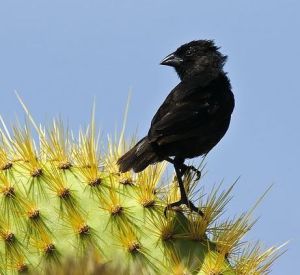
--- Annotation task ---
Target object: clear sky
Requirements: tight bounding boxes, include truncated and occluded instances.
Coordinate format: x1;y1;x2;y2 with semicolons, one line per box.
0;1;299;273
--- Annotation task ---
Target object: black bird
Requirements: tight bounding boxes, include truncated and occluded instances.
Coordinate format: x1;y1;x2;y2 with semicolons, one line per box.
117;40;235;215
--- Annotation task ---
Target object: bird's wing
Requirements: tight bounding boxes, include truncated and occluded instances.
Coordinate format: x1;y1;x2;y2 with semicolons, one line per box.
148;82;220;145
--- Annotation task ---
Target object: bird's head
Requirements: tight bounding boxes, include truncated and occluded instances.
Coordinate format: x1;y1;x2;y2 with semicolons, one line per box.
160;40;227;82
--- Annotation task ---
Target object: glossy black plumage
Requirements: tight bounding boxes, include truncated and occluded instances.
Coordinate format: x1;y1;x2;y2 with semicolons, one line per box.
117;40;234;174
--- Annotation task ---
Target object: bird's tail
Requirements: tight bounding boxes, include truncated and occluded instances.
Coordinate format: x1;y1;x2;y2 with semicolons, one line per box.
117;137;159;173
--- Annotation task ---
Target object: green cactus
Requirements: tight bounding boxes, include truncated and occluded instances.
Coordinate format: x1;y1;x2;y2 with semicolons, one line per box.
0;102;283;274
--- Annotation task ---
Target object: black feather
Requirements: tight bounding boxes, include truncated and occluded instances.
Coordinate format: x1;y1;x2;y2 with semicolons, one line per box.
117;40;234;173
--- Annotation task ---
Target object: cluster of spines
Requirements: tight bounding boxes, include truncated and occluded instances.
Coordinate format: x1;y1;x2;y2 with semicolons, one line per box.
0;105;283;274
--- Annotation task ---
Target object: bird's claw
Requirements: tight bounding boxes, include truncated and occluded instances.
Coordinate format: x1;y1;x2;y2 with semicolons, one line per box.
181;164;201;181
164;199;204;217
189;166;201;181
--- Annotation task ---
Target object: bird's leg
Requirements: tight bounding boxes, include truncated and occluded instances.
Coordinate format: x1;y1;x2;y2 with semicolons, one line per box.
164;161;203;217
165;157;201;181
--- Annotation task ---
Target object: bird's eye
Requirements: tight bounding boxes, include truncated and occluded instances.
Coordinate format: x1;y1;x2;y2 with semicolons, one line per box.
186;48;194;56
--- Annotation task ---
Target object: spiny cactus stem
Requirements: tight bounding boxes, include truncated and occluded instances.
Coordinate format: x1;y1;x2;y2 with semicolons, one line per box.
0;109;283;274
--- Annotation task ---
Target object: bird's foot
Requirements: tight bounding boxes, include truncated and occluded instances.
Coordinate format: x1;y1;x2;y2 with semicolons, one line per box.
164;198;204;217
181;164;201;181
165;158;201;181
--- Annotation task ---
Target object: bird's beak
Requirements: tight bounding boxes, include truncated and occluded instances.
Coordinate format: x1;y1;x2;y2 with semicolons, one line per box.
160;53;183;67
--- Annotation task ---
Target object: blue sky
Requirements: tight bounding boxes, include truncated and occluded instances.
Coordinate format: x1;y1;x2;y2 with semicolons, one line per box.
0;1;299;273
